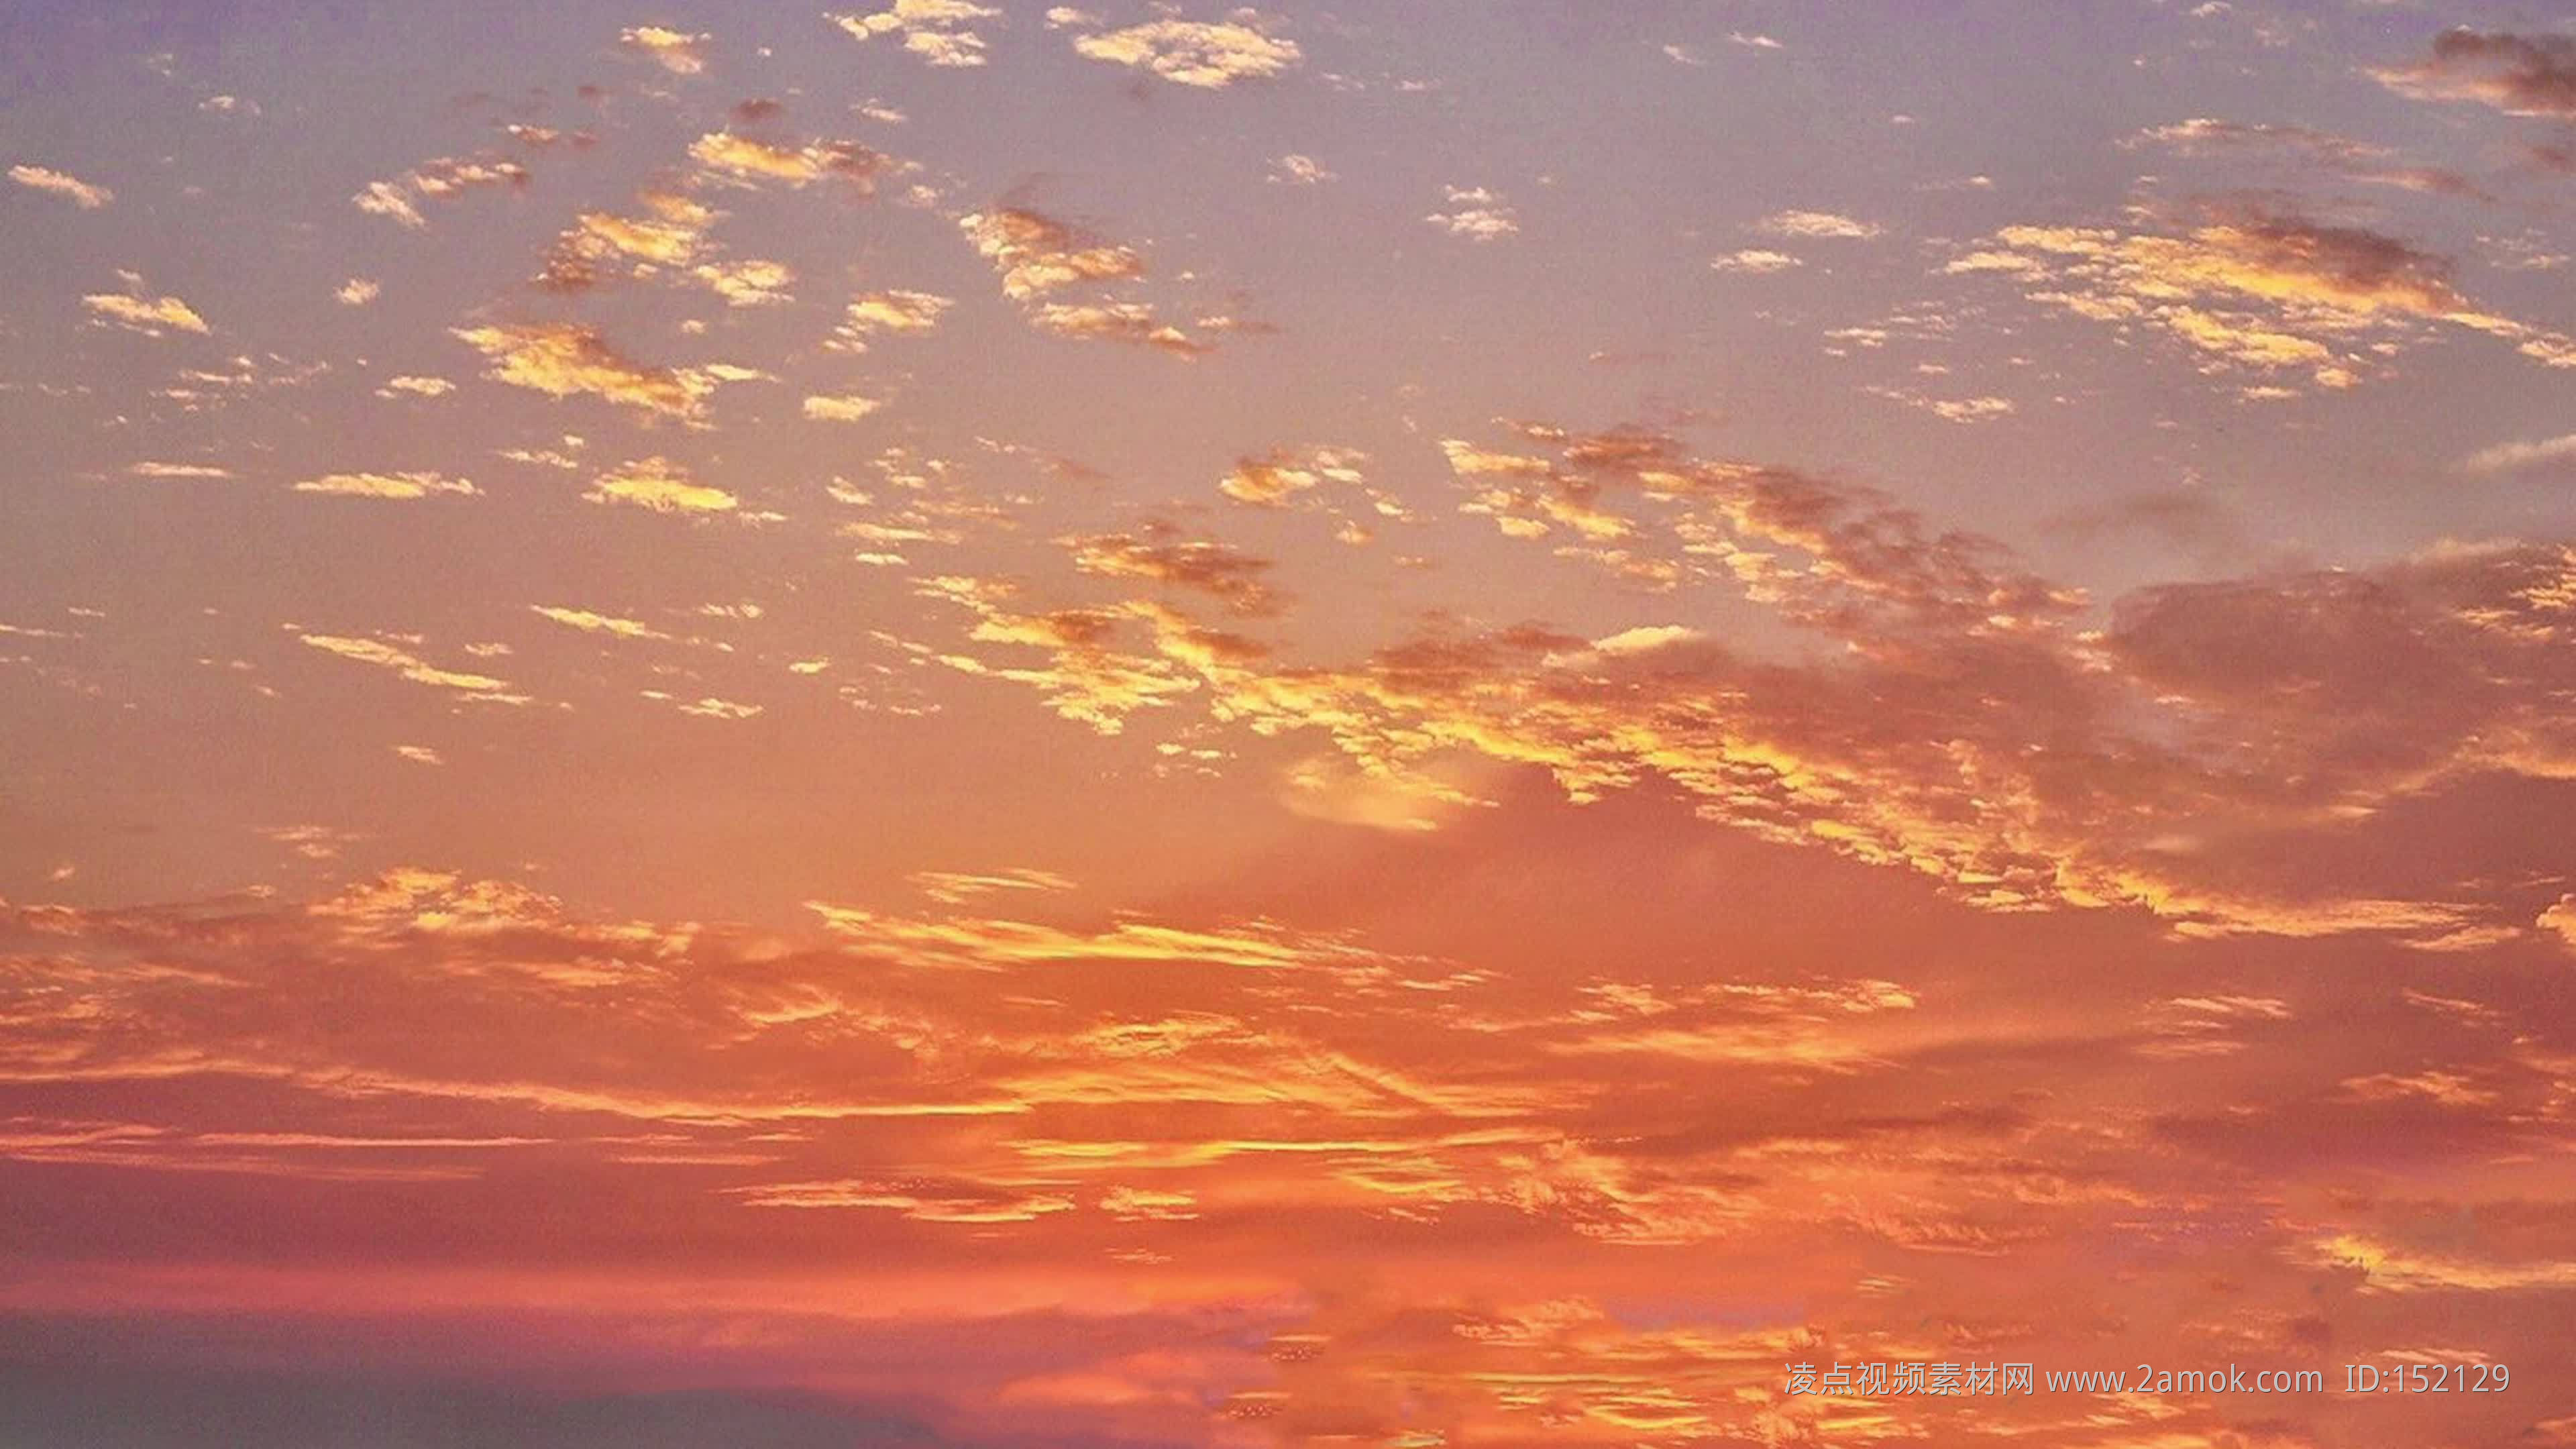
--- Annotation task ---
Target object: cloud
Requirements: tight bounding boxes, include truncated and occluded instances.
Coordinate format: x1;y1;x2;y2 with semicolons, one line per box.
1864;386;2016;423
827;1;1000;68
352;153;529;229
804;900;1409;977
2539;895;2576;953
1427;186;1517;241
2374;28;2576;117
2128;117;2381;164
127;462;233;479
909;868;1077;905
334;278;379;306
802;392;884;422
691;258;794;307
1709;248;1801;274
725;1177;1075;1220
9;163;111;208
1756;209;1881;239
1269;154;1332;184
352;182;423;228
290;471;478;500
2124;117;2485;201
6;841;2573;1446
619;24;708;74
1222;452;1404;543
1952;201;2576;392
2459;431;2576;475
299;635;517;696
688;132;892;190
537;196;716;292
1218;445;1370;506
835;290;953;349
584;456;739;514
1065;527;1283;616
959;208;1144;300
1029;302;1208;355
83;290;207;336
531;605;669;639
1069;17;1301;89
374;376;455;400
451;323;720;420
939;420;2576;945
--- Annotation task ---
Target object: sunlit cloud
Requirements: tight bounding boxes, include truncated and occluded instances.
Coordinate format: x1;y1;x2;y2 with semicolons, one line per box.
1712;248;1801;274
452;323;722;420
9;163;111;208
126;461;233;479
689;132;892;190
1069;17;1301;89
1757;209;1881;239
530;605;669;640
1426;185;1518;241
299;635;517;696
619;23;709;74
82;288;207;336
802;392;884;422
1269;153;1332;185
2459;431;2576;474
960;207;1144;300
352;152;529;229
291;470;479;500
11;11;2576;1444
834;289;953;349
2374;28;2576;117
1067;528;1281;616
583;455;739;514
1951;201;2576;392
1030;301;1208;354
827;1;1000;68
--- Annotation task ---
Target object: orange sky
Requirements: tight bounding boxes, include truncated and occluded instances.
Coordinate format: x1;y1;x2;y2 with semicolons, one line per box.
5;3;2576;1446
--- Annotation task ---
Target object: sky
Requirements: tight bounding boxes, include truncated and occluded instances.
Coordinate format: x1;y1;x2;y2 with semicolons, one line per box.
5;1;2576;1445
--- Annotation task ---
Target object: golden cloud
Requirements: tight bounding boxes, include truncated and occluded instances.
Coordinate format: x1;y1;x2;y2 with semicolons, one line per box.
584;455;739;514
451;323;718;420
1069;17;1301;89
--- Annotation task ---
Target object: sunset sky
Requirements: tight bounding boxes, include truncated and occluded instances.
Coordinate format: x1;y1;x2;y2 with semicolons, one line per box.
6;1;2576;1445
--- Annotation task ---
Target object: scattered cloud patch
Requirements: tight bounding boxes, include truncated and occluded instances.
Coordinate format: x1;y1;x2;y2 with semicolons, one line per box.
1758;209;1880;239
1428;186;1517;241
2375;28;2576;117
292;471;479;499
827;1;999;68
1069;17;1300;88
1269;153;1332;184
960;208;1144;300
619;24;708;74
83;288;207;336
584;455;739;514
10;164;112;208
1710;248;1801;274
452;323;722;420
802;392;884;422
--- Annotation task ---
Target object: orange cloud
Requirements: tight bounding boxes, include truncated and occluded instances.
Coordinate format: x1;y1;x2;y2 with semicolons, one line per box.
584;456;739;514
9;163;111;208
1069;17;1301;89
452;323;720;419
